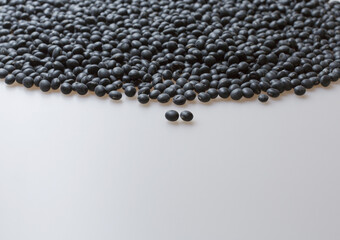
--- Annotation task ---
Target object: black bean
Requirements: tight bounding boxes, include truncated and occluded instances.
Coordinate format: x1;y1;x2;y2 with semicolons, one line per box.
320;76;331;87
218;88;230;99
301;79;314;89
157;93;170;103
184;90;196;101
173;95;186;105
76;83;88;95
150;90;161;99
207;88;218;99
98;68;110;78
94;85;106;97
5;74;15;85
242;88;254;99
230;89;243;100
267;88;280;98
109;91;122;100
39;80;51;92
165;110;179;122
258;94;269;103
15;73;26;84
0;68;8;78
125;86;136;97
23;77;34;88
60;83;72;95
51;78;61;90
198;92;211;103
294;86;306;96
180;111;194;122
138;94;150;104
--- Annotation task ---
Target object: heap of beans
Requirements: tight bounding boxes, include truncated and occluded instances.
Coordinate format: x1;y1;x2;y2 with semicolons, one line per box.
0;0;339;105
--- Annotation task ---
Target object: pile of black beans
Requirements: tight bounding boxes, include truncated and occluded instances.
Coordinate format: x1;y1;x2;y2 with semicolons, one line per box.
0;0;339;104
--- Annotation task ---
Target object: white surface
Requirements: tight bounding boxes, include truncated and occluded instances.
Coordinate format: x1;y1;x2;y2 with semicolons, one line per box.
0;80;340;240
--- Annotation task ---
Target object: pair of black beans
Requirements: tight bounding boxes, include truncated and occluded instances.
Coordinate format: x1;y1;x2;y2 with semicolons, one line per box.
165;110;193;122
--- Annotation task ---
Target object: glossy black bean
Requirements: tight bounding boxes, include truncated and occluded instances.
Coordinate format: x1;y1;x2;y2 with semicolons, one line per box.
173;95;187;105
138;94;150;104
157;93;170;103
109;91;122;100
39;80;51;92
258;94;269;102
294;85;306;96
60;83;72;95
230;89;243;100
180;111;194;122
94;85;106;97
165;110;179;122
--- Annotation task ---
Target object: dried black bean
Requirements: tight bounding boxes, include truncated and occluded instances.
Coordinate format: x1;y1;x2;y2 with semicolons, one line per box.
109;91;122;100
138;94;150;104
165;110;179;122
180;111;194;122
258;94;269;103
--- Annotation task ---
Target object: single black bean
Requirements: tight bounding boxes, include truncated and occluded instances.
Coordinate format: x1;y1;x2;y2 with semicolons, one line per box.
109;91;122;100
180;111;194;122
94;85;106;97
258;94;269;103
165;110;179;122
60;83;72;95
39;80;51;92
0;68;8;78
294;86;306;96
23;77;34;88
157;93;171;103
230;89;243;100
173;95;187;105
138;94;150;104
125;86;136;97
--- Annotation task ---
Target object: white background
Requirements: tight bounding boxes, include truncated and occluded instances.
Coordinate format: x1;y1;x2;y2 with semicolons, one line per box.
0;78;340;240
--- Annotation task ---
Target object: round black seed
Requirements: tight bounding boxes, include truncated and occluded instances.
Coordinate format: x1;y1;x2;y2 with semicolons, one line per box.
98;68;110;78
51;78;61;90
60;83;72;95
0;68;8;78
157;93;170;103
165;110;179;122
230;89;243;100
180;111;194;122
267;88;280;98
320;76;331;87
294;86;306;96
15;73;26;84
138;94;150;104
207;88;218;99
184;90;196;101
150;90;161;99
301;79;314;89
109;91;122;100
198;92;211;103
218;88;230;99
76;83;88;95
125;86;136;97
39;80;51;92
5;74;15;85
23;77;34;88
258;94;269;103
173;95;187;105
242;88;254;99
94;85;106;97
